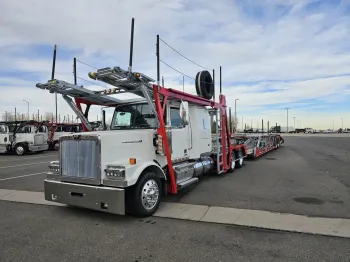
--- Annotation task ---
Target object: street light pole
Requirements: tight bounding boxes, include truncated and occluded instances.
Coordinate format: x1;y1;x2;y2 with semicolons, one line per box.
23;100;29;120
234;99;239;133
285;108;290;133
293;116;296;131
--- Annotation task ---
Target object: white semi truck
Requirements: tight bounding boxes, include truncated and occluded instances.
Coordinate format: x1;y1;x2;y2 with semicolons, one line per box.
0;121;49;155
36;19;248;217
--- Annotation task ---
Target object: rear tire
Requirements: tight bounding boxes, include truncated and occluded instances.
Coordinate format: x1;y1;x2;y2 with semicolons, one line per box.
227;153;236;172
126;172;161;217
236;150;244;168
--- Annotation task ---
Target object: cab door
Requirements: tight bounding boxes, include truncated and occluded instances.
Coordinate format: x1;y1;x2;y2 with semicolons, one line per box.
166;105;191;161
0;125;9;153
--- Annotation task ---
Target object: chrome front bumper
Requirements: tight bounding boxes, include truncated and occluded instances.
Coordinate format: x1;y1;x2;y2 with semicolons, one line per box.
29;144;49;152
44;180;125;215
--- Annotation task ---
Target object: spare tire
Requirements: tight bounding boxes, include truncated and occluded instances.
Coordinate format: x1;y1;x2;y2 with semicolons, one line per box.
195;70;214;100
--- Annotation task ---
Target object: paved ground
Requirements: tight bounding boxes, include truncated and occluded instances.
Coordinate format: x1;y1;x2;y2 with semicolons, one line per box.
166;136;350;218
0;151;58;191
1;201;350;262
1;137;350;219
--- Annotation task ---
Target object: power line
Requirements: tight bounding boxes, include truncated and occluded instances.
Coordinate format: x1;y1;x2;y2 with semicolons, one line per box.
159;59;195;80
76;77;107;89
159;37;210;70
76;59;98;69
159;59;213;85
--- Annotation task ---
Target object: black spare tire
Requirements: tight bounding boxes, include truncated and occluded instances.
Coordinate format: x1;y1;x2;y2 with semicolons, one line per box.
195;70;214;100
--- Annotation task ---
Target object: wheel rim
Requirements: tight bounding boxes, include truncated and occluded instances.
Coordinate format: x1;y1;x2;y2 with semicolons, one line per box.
16;146;24;155
54;143;59;151
141;179;159;210
238;151;243;165
231;157;236;169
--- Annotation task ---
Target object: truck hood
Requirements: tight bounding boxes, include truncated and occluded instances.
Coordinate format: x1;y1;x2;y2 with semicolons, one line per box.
81;129;158;168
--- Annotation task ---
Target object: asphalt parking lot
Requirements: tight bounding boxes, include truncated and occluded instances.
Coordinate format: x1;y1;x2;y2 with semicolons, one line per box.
0;151;58;191
167;135;350;218
1;136;350;261
1;201;350;262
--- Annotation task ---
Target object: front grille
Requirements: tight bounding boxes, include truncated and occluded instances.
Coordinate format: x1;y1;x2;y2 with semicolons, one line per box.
34;134;44;145
60;136;101;182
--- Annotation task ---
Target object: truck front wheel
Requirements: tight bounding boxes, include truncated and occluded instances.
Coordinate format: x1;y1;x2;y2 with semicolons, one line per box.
14;144;27;156
127;172;161;217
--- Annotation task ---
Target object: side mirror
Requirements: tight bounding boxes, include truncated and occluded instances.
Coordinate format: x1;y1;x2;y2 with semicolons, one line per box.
102;110;107;130
179;101;189;126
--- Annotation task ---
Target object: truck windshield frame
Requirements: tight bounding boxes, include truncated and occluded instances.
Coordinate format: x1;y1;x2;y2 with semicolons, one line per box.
110;102;158;130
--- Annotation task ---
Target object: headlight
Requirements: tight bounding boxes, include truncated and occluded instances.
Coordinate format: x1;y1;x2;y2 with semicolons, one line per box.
105;165;125;179
48;161;60;175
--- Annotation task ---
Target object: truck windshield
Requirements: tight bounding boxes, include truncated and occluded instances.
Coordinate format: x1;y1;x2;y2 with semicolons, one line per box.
110;103;158;130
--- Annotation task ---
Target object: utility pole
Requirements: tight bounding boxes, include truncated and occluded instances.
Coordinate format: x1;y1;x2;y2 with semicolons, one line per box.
5;111;7;121
293;116;296;131
251;118;252;129
183;76;184;92
285;108;290;133
37;109;39;121
341;118;343;129
23;100;29;120
234;99;239;133
162;76;164;87
15;107;17;122
242;117;244;131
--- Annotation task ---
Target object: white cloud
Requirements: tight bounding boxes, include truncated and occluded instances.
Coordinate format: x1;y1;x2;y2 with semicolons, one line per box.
0;0;350;129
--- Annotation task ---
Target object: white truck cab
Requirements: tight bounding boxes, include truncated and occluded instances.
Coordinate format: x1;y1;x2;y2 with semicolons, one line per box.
0;121;49;155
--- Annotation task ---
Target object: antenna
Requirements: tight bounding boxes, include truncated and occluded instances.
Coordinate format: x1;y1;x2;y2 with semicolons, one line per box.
219;66;222;94
156;35;160;88
212;69;215;101
73;57;77;85
128;18;135;73
51;44;57;122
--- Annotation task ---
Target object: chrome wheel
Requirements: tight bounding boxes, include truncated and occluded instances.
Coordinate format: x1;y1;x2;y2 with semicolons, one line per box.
15;146;24;155
231;156;236;170
54;142;59;151
239;156;243;166
141;179;159;210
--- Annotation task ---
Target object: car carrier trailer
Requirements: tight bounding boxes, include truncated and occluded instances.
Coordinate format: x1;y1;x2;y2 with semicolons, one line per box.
36;18;248;217
240;133;284;158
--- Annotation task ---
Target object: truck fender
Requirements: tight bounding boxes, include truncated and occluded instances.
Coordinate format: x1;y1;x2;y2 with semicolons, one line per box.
127;161;167;187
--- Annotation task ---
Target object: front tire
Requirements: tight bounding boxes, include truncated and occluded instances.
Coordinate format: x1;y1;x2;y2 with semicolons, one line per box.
53;141;59;151
127;172;161;217
14;144;27;156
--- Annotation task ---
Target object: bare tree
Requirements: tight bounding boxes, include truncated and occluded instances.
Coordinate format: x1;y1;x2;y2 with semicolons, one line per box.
44;112;54;121
230;116;239;132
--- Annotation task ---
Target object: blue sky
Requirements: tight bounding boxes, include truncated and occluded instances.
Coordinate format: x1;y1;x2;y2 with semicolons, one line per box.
0;0;349;129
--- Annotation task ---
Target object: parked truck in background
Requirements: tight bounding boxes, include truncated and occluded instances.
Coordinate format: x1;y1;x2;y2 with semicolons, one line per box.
0;121;49;155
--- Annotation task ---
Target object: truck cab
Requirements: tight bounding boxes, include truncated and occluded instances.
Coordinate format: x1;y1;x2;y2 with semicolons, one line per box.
0;124;11;154
48;123;82;150
0;121;49;155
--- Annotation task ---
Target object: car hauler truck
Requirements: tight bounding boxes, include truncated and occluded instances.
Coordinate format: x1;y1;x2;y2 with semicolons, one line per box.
0;120;49;155
36;19;247;217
